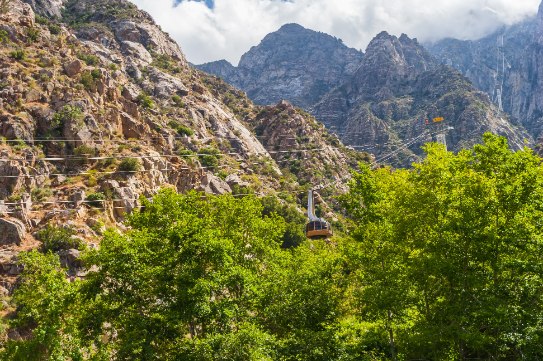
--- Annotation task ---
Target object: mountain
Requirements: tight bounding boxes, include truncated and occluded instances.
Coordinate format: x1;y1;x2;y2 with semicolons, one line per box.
0;0;362;283
196;23;364;108
312;32;528;165
427;1;543;140
196;25;529;166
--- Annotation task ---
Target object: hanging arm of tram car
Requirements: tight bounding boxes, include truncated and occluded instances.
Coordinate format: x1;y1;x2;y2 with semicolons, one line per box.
305;189;333;239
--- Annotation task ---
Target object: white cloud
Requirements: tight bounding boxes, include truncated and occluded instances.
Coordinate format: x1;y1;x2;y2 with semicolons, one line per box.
129;0;541;65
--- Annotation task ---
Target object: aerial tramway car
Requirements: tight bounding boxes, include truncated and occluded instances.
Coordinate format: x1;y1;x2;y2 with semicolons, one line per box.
305;189;333;239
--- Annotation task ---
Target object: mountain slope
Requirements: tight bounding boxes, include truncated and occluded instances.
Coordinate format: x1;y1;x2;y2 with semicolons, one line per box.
197;23;364;108
312;32;529;165
0;0;362;272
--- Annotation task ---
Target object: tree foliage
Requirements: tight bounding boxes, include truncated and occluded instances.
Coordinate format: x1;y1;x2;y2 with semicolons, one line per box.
2;135;543;360
342;134;543;359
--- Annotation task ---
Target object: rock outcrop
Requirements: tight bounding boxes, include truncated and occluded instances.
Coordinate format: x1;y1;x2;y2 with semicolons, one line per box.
0;218;26;245
197;23;364;108
22;0;65;18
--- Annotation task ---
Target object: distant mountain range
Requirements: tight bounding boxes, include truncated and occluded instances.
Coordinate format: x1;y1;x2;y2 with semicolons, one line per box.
197;18;539;165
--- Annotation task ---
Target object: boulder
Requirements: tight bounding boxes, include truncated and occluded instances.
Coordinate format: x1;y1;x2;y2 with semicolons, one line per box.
225;173;251;189
0;113;35;140
149;68;189;98
22;0;64;18
71;190;86;208
0;218;26;245
0;160;25;198
121;112;149;139
63;59;83;77
0;249;21;277
200;173;231;194
25;89;42;102
113;20;141;43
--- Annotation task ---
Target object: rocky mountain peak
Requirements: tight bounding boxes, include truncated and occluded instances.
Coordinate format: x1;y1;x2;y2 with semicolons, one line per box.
197;23;363;108
351;32;437;101
363;31;435;71
60;0;187;68
276;22;306;33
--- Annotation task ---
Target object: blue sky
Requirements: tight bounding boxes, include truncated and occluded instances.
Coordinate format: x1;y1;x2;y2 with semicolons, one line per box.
131;0;541;64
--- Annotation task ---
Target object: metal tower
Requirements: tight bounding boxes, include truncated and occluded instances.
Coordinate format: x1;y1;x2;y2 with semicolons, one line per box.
436;133;447;150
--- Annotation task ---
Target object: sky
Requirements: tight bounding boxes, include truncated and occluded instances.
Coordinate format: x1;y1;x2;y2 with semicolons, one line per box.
129;0;541;65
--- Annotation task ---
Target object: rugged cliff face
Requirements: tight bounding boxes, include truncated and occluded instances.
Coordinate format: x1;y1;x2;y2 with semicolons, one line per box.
427;2;543;140
197;23;364;108
312;32;529;165
0;0;361;283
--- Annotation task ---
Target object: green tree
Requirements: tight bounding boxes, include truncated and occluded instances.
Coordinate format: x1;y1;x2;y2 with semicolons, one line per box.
80;189;286;359
1;251;88;360
343;134;543;360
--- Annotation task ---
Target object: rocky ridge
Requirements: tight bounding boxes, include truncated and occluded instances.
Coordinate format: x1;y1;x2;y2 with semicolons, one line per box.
197;23;364;108
0;0;361;286
312;32;529;165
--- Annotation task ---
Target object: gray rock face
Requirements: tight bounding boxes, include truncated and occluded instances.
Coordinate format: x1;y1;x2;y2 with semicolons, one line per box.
197;23;364;108
22;0;65;18
313;32;529;165
61;0;187;66
427;3;543;140
0;217;26;245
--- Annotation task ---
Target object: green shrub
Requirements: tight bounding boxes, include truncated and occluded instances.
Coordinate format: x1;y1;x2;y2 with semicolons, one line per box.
52;105;84;132
80;70;95;90
86;192;106;207
0;30;8;43
10;49;26;61
25;27;40;42
35;14;49;25
172;94;185;107
198;146;221;169
73;145;96;165
48;23;61;35
74;144;96;156
168;120;194;136
98;157;116;168
31;187;53;202
117;157;141;173
137;93;155;109
36;225;85;253
91;68;102;79
78;53;100;66
152;52;181;74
